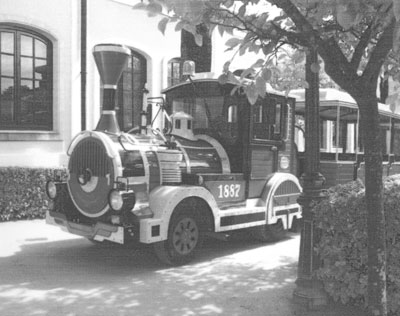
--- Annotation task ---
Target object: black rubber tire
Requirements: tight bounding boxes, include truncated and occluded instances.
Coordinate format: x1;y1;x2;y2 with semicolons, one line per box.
250;220;286;242
153;211;201;265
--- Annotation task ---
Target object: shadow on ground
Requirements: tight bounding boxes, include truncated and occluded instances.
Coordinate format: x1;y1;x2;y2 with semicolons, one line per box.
0;228;365;316
0;231;302;316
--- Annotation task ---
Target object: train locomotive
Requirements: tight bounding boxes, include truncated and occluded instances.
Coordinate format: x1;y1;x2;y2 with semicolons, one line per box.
46;44;302;265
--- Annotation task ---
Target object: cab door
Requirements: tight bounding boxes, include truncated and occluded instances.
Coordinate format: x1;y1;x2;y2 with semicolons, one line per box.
248;95;289;198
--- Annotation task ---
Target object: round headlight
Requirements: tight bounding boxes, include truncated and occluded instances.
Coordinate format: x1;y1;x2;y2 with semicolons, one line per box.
46;180;57;200
280;156;290;170
109;190;124;211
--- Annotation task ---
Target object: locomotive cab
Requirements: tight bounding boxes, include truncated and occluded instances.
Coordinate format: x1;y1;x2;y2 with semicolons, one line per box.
163;76;298;195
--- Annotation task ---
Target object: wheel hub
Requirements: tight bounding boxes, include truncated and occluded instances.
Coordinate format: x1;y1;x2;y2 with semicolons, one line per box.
172;218;198;255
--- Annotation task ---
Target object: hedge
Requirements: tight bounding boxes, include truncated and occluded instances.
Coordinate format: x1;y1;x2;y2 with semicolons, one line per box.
314;175;400;315
0;167;66;222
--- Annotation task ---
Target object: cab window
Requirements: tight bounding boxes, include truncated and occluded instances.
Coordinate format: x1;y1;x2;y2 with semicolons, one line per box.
252;97;287;141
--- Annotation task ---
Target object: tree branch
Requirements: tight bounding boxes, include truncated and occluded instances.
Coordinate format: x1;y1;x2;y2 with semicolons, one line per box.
316;36;358;92
209;6;258;35
267;0;314;35
362;20;395;86
268;22;308;47
349;21;374;72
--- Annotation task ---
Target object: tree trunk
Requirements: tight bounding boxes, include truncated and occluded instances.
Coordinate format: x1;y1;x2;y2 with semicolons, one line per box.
356;93;387;316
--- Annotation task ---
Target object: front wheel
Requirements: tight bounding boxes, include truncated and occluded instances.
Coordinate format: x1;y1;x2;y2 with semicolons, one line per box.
153;212;201;265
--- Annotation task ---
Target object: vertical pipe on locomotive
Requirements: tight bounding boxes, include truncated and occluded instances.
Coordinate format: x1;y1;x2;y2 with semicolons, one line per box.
93;44;131;134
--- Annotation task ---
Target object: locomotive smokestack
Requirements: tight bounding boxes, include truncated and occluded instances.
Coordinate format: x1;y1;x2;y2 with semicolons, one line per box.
93;44;131;133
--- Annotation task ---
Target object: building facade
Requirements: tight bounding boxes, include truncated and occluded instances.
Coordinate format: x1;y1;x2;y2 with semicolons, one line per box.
0;0;266;168
0;0;183;167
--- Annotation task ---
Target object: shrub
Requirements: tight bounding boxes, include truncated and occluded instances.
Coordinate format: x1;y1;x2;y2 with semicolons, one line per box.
314;175;400;315
0;167;66;222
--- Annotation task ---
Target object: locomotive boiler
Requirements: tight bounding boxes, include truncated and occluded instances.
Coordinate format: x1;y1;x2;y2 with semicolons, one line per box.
46;44;302;265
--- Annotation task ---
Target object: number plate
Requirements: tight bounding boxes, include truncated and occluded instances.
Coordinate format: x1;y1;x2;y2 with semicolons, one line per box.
204;180;245;203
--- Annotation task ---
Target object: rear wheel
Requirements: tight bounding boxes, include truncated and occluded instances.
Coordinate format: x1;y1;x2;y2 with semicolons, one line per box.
251;220;286;242
154;211;201;265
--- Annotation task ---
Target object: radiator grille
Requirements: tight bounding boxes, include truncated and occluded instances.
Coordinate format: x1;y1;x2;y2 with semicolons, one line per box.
67;136;114;217
158;151;182;184
69;138;111;177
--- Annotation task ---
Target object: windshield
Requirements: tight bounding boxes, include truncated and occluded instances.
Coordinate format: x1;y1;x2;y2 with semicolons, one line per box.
171;96;224;130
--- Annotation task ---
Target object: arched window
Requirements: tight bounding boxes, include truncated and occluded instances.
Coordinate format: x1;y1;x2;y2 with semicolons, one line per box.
115;49;147;131
167;58;181;87
0;25;53;130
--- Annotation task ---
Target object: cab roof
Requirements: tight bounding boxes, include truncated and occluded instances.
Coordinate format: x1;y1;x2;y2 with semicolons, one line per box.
162;72;296;99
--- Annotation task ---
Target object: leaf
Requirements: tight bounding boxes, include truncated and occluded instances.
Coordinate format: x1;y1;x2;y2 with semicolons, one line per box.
175;20;186;32
225;26;234;35
386;93;399;111
336;3;357;30
225;37;242;51
223;0;234;8
292;51;306;64
147;1;163;17
284;87;291;97
301;80;310;89
158;17;169;35
241;67;255;79
262;41;276;56
245;84;258;105
227;72;241;84
223;61;231;73
230;85;240;96
261;68;272;81
132;2;147;10
239;41;252;56
248;43;261;54
194;33;203;47
251;59;265;68
218;74;228;85
238;4;246;17
254;13;269;29
218;24;225;37
255;77;267;97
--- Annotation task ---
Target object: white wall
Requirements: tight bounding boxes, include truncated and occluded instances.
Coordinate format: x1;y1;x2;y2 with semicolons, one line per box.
86;0;180;131
0;0;77;167
0;0;264;168
0;0;180;168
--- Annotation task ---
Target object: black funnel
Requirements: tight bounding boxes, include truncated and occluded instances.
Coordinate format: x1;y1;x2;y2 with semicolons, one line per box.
93;44;131;133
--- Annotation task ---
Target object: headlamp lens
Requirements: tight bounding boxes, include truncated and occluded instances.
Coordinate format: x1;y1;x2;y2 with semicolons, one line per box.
46;181;57;200
109;190;124;211
280;156;290;170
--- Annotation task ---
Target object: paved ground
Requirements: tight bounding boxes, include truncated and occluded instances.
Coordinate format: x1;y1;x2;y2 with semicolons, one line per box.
0;220;364;316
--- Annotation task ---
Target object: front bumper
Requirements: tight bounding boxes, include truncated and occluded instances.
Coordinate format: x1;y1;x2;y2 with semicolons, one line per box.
46;211;127;244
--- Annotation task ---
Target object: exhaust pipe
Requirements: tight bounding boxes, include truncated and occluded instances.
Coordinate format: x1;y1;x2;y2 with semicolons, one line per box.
93;44;131;134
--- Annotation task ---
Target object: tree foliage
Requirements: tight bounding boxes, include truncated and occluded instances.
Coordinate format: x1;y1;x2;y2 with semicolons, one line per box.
135;1;400;315
135;0;400;103
314;176;400;316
